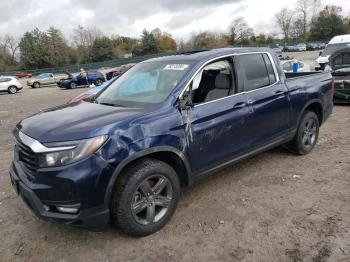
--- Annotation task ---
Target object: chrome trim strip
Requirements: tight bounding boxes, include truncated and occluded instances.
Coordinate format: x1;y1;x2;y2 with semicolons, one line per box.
178;51;281;108
17;131;76;153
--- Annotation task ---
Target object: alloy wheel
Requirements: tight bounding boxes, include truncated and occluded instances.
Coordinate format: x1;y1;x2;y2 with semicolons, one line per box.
131;175;173;225
8;86;17;94
302;118;317;148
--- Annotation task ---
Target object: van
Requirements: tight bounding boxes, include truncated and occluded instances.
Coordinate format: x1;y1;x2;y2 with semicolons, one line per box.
316;34;350;70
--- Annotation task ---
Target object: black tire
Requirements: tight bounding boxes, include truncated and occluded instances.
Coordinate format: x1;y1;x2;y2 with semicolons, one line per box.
95;79;103;86
111;158;181;237
286;111;319;155
8;86;17;94
69;82;77;89
33;82;40;88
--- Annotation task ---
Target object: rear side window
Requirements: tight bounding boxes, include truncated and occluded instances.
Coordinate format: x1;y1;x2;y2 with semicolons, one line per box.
239;54;270;91
342;54;350;66
262;54;277;84
0;78;11;83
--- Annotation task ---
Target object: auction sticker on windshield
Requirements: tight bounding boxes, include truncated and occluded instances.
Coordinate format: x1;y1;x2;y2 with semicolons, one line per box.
164;64;189;70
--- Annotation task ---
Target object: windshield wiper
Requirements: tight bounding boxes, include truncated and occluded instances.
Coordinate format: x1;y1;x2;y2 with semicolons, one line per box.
99;102;124;107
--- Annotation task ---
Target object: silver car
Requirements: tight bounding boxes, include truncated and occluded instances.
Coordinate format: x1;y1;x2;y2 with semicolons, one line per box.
0;76;23;94
27;73;60;88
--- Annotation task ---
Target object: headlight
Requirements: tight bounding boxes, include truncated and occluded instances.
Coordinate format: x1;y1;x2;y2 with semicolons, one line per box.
37;135;108;168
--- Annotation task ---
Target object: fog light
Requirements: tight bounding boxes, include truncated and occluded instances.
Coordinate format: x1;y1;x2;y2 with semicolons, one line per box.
56;207;79;214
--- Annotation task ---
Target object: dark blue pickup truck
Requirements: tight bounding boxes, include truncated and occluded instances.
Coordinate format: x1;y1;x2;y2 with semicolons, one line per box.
10;48;333;236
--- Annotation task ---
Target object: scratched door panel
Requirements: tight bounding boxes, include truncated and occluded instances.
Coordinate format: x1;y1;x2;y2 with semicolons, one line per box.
186;93;249;172
245;83;291;148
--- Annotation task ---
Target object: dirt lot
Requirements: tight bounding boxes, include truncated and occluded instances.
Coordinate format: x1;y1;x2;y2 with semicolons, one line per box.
0;53;350;262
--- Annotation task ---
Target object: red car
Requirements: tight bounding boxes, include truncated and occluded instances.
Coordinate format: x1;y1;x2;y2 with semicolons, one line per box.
14;72;32;78
106;63;135;80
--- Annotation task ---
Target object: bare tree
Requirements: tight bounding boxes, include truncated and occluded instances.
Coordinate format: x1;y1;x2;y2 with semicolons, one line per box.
229;17;254;44
290;17;305;41
275;8;294;43
72;25;103;62
72;25;103;48
5;35;19;61
296;0;322;40
0;35;19;62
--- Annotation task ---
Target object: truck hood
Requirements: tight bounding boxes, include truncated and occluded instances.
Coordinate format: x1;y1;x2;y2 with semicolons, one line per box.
17;101;145;143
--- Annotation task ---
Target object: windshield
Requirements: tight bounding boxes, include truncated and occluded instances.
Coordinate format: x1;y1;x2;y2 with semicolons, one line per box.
323;43;350;56
96;61;193;107
38;73;49;79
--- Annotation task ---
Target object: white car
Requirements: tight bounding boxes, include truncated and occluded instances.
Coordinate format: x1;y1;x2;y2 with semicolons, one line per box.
296;44;307;51
281;60;310;73
0;76;23;94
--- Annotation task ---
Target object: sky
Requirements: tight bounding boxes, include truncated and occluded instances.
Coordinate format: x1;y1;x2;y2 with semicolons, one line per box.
0;0;349;41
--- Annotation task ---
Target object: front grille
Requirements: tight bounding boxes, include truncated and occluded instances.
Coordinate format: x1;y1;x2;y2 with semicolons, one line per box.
15;138;37;177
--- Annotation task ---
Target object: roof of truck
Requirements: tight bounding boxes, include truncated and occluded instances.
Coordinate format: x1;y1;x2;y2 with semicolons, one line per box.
146;47;274;63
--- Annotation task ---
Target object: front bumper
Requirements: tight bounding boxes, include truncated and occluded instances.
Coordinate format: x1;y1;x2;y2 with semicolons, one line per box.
9;159;111;230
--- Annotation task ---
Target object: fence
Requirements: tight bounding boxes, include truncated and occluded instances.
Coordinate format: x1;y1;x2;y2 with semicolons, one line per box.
0;52;176;76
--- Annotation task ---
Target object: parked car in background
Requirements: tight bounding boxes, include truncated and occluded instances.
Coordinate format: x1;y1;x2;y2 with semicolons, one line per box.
106;63;136;80
27;73;62;88
328;48;350;104
0;76;23;94
283;45;298;52
10;48;333;237
295;43;307;51
281;60;310;73
306;42;325;51
14;72;32;78
69;78;116;103
306;43;318;51
316;34;350;70
57;71;106;89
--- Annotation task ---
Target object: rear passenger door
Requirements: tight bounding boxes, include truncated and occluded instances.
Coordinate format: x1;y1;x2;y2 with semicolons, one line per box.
236;53;290;149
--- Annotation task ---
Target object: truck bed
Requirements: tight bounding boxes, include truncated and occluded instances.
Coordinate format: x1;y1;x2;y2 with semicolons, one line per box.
285;71;324;79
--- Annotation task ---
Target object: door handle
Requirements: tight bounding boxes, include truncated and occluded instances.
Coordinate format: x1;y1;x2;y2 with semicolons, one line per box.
232;102;247;109
275;90;286;95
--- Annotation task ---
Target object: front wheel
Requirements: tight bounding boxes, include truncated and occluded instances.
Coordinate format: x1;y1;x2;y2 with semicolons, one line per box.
33;82;40;88
286;111;319;155
8;86;17;94
111;158;180;237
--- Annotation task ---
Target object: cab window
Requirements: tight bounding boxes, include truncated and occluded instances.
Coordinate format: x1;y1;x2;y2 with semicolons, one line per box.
190;59;234;104
239;54;271;91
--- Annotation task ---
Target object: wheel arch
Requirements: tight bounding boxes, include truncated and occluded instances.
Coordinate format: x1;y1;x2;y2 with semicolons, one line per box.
104;146;192;206
298;99;324;127
8;85;18;93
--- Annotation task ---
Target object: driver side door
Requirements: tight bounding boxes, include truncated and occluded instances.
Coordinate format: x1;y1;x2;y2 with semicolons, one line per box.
183;58;251;175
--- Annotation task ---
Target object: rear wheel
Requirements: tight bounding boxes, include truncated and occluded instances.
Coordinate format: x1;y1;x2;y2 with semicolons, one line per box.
286;111;319;155
69;82;77;89
8;86;17;94
111;158;180;237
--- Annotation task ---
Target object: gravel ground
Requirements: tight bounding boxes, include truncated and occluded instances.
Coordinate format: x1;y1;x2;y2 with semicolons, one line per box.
0;52;349;262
